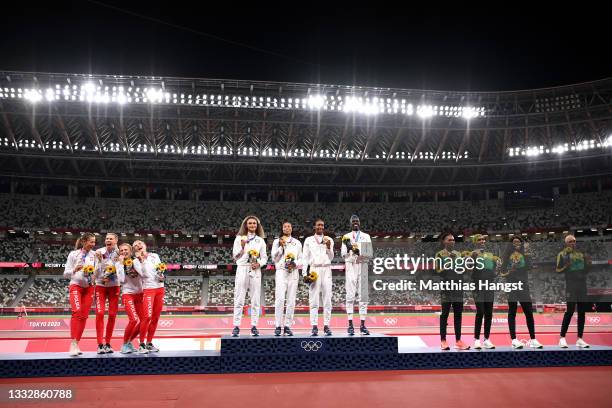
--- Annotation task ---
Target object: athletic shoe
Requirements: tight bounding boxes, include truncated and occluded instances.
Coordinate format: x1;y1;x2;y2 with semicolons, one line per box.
440;340;450;350
231;326;240;337
120;344;132;354
324;325;332;336
138;343;149;354
473;339;482;349
529;339;543;349
559;337;568;348
347;324;355;336
97;344;106;354
69;340;79;357
76;343;83;355
483;339;496;349
283;326;293;336
274;327;282;337
128;342;138;353
454;340;470;350
250;326;259;337
146;342;160;352
576;338;590;348
104;343;114;353
360;324;370;335
511;339;524;349
311;325;319;337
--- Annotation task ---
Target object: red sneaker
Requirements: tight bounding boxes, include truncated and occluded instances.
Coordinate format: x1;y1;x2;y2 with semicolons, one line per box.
454;340;470;350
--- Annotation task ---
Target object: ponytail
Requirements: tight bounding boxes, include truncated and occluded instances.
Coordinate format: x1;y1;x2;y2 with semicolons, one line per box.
75;232;96;250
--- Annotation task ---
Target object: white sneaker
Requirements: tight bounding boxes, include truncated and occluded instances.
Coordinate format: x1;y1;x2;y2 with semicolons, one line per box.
473;339;482;349
576;338;590;348
69;340;79;357
529;339;543;349
483;339;495;349
138;343;149;354
559;337;568;348
511;339;524;349
76;345;83;355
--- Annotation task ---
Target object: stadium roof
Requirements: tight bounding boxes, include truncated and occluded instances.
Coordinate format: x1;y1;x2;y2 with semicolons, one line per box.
0;71;610;190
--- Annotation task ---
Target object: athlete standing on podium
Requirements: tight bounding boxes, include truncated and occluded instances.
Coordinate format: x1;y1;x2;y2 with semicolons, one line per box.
94;233;121;354
271;221;302;336
341;215;372;335
302;219;335;336
231;215;268;337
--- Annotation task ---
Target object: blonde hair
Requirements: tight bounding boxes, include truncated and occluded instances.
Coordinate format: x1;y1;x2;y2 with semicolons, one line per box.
75;233;96;250
565;234;576;244
119;243;133;255
471;234;486;244
132;240;147;252
237;215;265;238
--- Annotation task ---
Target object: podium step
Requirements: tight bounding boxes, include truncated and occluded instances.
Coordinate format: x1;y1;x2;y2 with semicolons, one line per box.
220;334;398;356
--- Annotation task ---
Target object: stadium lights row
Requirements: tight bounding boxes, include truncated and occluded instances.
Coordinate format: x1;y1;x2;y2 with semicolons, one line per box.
0;84;486;119
1;138;472;161
508;137;612;157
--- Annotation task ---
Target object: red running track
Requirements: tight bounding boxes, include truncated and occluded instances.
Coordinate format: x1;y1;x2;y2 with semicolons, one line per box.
0;367;611;408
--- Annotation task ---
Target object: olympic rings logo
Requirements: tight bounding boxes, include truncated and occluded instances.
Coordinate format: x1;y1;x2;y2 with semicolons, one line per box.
300;341;323;352
588;316;601;324
158;320;174;328
383;318;398;326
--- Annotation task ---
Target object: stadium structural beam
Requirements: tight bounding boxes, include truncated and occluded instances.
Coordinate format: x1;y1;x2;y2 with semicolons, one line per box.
386;118;409;162
433;128;451;162
501;117;511;161
0;110;18;152
85;118;103;154
478;118;491;162
360;125;376;161
335;116;352;161
455;128;470;163
25;115;45;153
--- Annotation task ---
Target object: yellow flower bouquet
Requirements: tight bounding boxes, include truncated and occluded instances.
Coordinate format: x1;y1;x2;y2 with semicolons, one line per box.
248;249;259;263
156;262;167;281
284;253;296;270
103;264;117;284
303;270;319;284
82;264;95;285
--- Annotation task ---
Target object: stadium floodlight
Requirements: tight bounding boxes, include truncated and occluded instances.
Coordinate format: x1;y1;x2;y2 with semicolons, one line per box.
308;95;325;110
417;105;434;118
1;82;487;119
462;107;477;119
24;89;42;103
82;83;96;94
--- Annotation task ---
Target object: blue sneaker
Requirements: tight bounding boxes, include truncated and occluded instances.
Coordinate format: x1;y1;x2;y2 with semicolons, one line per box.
128;342;138;353
120;343;132;354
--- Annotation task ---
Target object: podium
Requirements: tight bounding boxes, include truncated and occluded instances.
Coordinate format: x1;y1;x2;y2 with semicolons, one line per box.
220;333;399;373
1;336;610;378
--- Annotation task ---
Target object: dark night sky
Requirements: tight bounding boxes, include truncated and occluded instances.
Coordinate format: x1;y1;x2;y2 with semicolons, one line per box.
1;1;610;91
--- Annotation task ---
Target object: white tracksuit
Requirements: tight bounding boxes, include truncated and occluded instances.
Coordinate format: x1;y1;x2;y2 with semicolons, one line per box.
302;234;334;326
118;261;143;295
232;234;268;327
94;247;122;287
63;249;96;287
271;237;302;328
341;231;372;320
132;253;164;290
